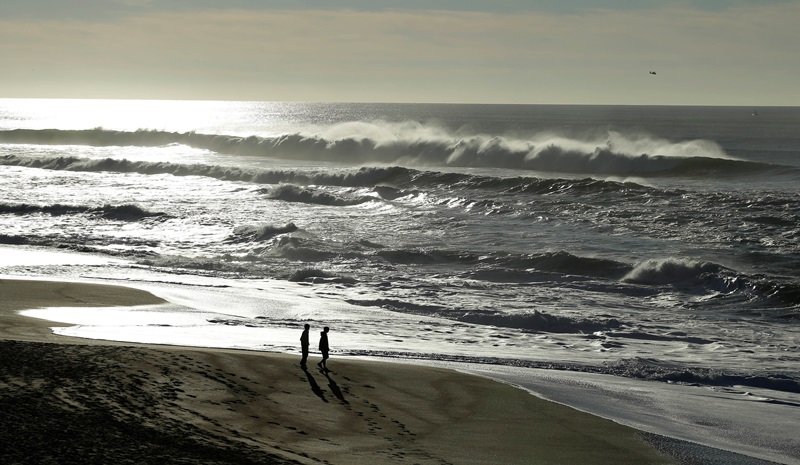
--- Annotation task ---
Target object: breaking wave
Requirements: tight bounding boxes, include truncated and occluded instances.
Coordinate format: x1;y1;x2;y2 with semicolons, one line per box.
0;154;417;188
0;154;668;206
259;184;376;206
622;258;723;285
0;202;169;221
7;154;793;217
606;358;800;393
226;223;298;243
3;127;795;178
623;257;800;312
379;249;632;280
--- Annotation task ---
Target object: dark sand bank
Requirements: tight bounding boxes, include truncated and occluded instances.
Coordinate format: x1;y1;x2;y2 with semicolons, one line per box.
0;278;727;464
0;336;680;464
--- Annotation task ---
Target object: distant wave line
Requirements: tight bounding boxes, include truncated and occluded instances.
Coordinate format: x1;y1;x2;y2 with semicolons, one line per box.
2;127;793;177
0;153;651;196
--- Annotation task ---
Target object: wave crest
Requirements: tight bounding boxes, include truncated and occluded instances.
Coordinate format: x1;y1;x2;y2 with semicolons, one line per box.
0;202;168;221
0;154;659;203
623;258;722;285
260;184;375;206
227;223;298;243
3;126;791;178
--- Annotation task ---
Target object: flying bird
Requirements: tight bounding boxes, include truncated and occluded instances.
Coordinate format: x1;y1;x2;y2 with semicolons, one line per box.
649;71;657;75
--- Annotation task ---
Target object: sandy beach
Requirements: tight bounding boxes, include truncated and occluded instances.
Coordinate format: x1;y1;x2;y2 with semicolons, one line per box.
1;278;682;464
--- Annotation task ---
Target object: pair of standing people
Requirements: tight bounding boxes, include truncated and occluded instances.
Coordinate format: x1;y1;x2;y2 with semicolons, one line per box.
300;324;330;371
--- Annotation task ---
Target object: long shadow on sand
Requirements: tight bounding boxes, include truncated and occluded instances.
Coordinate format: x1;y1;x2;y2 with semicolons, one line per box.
301;367;328;403
322;370;348;405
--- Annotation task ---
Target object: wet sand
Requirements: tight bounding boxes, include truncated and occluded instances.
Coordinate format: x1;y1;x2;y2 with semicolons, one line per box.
1;278;680;464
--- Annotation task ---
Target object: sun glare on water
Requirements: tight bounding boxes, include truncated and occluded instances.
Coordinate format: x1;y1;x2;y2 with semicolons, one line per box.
0;98;280;134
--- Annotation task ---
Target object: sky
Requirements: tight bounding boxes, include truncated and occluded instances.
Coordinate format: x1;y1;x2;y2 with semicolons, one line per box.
2;0;798;105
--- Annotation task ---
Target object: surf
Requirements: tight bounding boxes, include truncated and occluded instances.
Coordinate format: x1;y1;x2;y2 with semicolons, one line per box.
4;126;795;178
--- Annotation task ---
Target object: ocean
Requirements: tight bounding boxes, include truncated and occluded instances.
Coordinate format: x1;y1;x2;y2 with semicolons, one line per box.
1;99;799;463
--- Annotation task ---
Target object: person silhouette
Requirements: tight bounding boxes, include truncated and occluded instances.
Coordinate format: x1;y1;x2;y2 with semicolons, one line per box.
317;326;330;372
300;323;310;368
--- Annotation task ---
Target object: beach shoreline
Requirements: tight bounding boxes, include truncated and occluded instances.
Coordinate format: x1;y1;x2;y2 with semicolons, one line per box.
0;277;781;464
